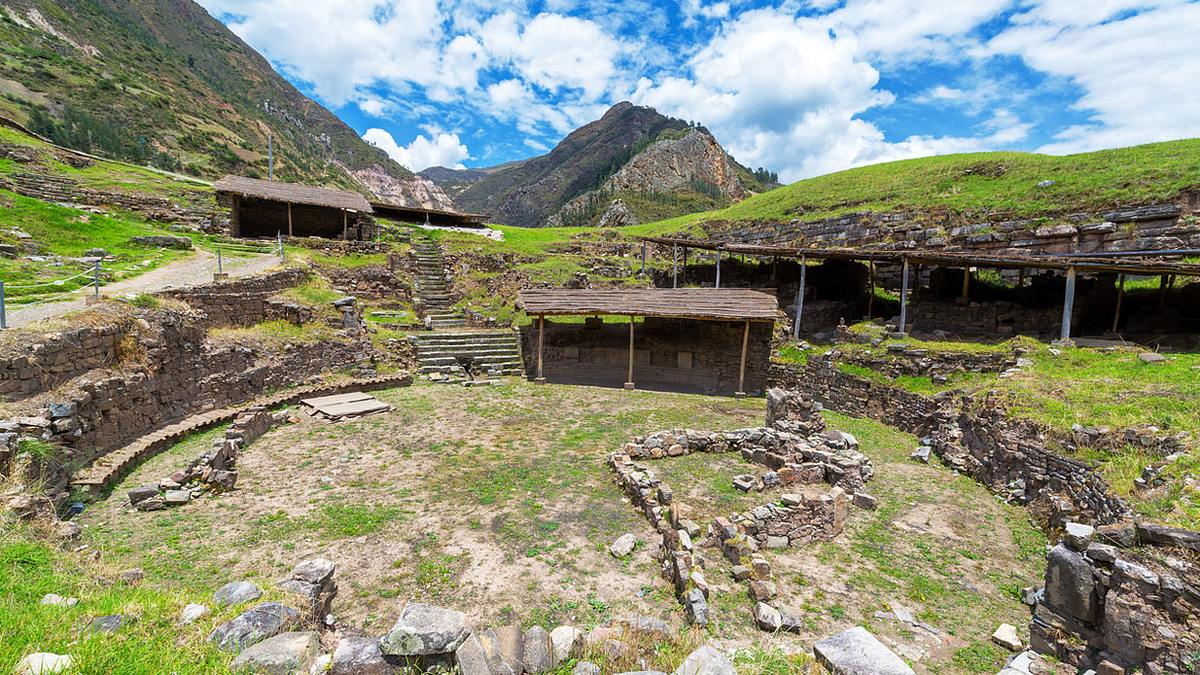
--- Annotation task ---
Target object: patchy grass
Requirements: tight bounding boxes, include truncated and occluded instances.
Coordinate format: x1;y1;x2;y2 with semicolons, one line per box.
644;139;1200;231
0;190;195;304
0;527;230;674
209;319;337;346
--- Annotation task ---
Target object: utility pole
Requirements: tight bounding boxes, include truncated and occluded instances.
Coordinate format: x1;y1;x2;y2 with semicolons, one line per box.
268;130;274;181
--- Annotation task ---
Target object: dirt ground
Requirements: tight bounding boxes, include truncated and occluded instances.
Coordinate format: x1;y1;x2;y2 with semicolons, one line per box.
79;381;1045;673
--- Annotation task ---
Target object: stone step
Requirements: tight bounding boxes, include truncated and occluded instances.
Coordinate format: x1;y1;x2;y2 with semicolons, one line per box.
420;364;523;375
418;351;521;363
414;337;516;347
419;356;521;368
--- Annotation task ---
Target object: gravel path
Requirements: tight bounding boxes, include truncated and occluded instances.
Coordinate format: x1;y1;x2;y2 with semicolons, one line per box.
6;249;280;328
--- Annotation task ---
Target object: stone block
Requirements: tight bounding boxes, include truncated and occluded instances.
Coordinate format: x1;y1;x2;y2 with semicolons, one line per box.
813;626;914;675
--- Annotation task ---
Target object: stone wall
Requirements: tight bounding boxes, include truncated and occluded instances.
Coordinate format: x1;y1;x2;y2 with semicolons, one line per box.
1030;523;1199;673
160;268;310;327
0;313;134;398
321;266;414;302
707;200;1199;255
520;317;772;395
767;359;1129;526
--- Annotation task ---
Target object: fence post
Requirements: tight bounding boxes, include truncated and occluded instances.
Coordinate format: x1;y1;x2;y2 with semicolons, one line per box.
277;231;284;262
217;249;224;274
93;260;100;299
0;281;6;330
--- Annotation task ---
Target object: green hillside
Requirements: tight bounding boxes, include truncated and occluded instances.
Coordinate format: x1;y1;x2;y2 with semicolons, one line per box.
0;0;413;192
649;139;1200;230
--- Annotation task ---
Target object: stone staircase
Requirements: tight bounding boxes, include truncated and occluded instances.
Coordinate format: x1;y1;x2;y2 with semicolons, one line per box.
412;237;464;329
411;330;524;378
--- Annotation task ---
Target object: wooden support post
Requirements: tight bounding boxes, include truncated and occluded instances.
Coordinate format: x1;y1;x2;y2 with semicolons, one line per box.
342;210;348;240
1112;273;1125;334
535;315;546;384
898;258;910;334
287;203;293;238
672;244;679;288
736;320;750;398
625;317;636;390
867;261;875;318
683;247;688;283
715;249;722;288
913;264;922;302
1018;267;1026;290
792;255;806;341
230;196;241;237
959;267;970;304
1061;267;1077;342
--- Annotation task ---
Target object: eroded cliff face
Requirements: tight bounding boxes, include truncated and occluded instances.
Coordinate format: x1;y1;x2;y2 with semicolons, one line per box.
549;129;748;226
607;129;747;200
350;166;457;210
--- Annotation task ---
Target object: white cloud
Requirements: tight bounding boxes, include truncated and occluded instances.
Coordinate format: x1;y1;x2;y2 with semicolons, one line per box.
480;12;622;101
988;0;1200;153
363;128;470;171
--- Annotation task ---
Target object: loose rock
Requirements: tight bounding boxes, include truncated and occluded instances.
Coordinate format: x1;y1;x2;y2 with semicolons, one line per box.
331;636;398;675
208;602;301;652
673;644;735;675
213;580;262;608
15;653;73;675
229;631;320;674
609;533;637;558
813;626;914;675
379;603;469;656
550;625;582;664
992;623;1022;651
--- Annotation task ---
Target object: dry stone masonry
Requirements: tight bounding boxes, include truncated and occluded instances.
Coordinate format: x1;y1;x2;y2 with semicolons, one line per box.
609;388;874;629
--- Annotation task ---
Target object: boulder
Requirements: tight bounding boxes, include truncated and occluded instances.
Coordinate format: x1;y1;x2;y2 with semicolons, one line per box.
163;489;191;506
278;558;337;623
85;615;126;635
550;625;582;663
1044;544;1100;623
208;602;301;653
673;645;735;675
609;533;637;558
754;603;781;631
127;485;158;506
331;637;400;675
684;589;708;626
813;626;915;675
39;593;77;607
495;624;524;673
228;631;320;674
992;623;1022;651
379;603;469;656
213;580;263;608
573;663;601;675
1063;522;1095;552
523;626;555;673
180;603;210;625
14;653;73;674
610;614;673;641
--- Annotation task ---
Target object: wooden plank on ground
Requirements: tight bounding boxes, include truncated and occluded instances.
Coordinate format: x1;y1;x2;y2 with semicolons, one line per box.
301;392;374;408
318;399;391;418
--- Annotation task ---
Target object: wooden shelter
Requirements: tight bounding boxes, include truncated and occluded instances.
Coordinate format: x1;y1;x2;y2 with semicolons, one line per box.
519;288;780;397
215;175;374;240
370;202;488;227
639;236;1200;341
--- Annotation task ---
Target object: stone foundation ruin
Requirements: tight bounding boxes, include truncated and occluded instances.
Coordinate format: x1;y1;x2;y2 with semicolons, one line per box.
608;388;875;629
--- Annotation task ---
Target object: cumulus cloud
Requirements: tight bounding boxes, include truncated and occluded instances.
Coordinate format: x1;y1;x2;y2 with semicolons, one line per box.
363;128;470;171
988;0;1200;153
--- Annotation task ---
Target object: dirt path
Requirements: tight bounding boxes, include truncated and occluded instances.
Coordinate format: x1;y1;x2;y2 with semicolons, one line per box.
6;249;279;328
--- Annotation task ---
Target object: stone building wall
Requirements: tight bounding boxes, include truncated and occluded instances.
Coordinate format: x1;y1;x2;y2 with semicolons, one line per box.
521;317;773;395
767;359;1129;526
0;317;133;398
707;201;1198;254
160;268;309;327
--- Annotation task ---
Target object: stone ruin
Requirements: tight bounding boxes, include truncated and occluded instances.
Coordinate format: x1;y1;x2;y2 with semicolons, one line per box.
608;387;876;629
126;406;289;511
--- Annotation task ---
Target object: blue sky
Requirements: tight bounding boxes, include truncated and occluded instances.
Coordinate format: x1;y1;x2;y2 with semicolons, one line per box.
199;0;1200;182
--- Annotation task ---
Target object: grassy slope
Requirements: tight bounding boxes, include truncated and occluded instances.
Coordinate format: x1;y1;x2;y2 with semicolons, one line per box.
647;139;1200;230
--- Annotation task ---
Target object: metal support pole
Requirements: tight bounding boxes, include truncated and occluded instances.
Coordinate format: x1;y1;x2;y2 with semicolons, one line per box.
898;258;910;334
672;244;678;288
287;203;293;238
683;247;688;283
0;281;6;330
792;256;806;341
277;231;284;261
217;249;223;274
1112;273;1125;334
93;260;100;299
1061;266;1077;342
536;315;546;383
640;241;647;275
715;249;722;288
268;131;273;181
625;317;635;390
736;320;749;398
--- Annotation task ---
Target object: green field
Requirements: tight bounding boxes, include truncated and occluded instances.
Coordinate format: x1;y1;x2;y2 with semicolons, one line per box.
645;139;1200;230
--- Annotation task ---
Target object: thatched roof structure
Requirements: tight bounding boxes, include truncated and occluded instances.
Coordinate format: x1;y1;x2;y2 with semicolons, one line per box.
519;288;780;322
214;175;372;212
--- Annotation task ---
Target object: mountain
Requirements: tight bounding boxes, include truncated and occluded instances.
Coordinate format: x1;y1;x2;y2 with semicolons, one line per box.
0;0;453;208
454;102;775;227
418;166;493;200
